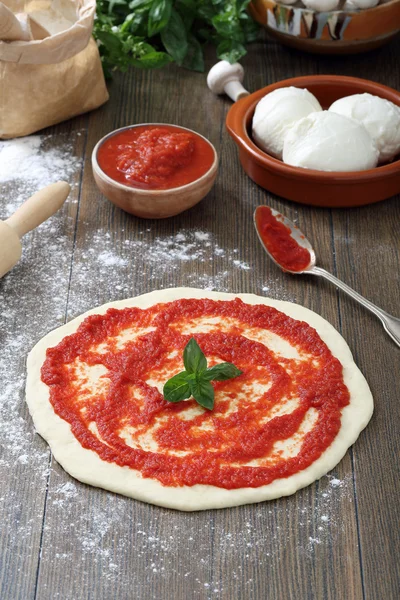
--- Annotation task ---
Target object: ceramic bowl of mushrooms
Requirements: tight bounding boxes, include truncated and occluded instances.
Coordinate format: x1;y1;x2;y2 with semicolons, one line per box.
248;0;400;54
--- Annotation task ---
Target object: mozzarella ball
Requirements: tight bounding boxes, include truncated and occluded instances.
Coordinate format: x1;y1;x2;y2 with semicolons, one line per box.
252;87;322;160
329;93;400;163
283;111;379;172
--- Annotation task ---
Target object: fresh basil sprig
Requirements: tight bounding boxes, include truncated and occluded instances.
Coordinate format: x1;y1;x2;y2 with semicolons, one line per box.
163;338;242;410
94;0;259;78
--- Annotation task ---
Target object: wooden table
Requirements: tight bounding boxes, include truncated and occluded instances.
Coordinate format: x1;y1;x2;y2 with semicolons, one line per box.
1;33;399;600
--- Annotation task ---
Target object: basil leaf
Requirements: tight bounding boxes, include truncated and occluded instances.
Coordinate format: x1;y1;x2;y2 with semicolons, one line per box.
163;339;242;411
177;0;197;11
176;0;196;30
197;4;215;20
108;0;130;14
241;14;261;43
191;379;215;410
212;13;245;43
96;30;124;55
129;0;152;8
160;8;188;65
120;12;150;35
216;39;247;64
203;363;243;381
182;34;204;72
131;51;173;69
183;338;207;374
148;0;172;37
236;0;251;8
94;0;260;77
163;371;192;402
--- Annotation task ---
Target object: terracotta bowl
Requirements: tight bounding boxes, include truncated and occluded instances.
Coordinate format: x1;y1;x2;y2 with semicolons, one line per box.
225;75;400;208
92;124;218;219
249;0;400;54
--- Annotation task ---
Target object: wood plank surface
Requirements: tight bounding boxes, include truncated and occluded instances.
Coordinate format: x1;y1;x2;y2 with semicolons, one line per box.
0;31;399;600
0;119;88;600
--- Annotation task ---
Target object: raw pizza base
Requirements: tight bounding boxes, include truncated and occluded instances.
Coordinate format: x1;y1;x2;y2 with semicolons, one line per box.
26;288;373;511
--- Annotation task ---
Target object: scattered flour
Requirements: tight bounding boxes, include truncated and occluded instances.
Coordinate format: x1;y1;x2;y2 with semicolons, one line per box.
330;477;342;487
65;227;293;318
0;134;82;215
233;260;251;270
35;474;353;598
97;251;128;267
0;129;82;445
0;132;84;596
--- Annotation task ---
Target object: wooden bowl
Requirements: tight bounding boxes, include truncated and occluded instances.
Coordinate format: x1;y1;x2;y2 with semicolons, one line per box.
92;124;218;219
225;75;400;208
249;0;400;54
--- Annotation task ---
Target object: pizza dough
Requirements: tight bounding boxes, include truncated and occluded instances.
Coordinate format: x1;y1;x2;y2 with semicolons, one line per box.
26;288;373;511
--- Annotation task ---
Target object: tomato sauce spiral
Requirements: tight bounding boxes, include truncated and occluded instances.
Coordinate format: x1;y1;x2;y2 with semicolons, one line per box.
41;298;349;489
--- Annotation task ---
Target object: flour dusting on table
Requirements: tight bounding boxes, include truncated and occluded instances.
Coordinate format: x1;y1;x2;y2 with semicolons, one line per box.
0;132;83;472
37;473;353;598
0;134;82;214
66;227;287;318
0;133;84;580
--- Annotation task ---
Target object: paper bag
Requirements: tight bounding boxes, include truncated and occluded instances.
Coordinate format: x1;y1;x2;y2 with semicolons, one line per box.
0;0;109;139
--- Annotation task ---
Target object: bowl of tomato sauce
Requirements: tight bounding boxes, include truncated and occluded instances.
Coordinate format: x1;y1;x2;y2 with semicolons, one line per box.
92;124;218;218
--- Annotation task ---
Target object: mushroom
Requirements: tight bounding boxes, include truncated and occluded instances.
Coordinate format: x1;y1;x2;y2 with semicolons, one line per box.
302;0;340;10
207;61;249;102
345;0;378;7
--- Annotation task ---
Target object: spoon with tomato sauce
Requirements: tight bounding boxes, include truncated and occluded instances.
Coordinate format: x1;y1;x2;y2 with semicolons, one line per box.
254;205;400;348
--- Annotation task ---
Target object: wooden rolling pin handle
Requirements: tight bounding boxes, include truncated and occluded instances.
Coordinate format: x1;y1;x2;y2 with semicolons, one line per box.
6;181;70;238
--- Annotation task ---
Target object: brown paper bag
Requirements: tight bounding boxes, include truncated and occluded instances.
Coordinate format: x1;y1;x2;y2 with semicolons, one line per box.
0;0;109;139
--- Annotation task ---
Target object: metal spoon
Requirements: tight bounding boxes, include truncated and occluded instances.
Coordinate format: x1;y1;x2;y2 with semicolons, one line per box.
254;205;400;349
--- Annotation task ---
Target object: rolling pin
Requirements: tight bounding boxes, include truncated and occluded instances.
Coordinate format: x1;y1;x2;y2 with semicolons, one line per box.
0;181;70;278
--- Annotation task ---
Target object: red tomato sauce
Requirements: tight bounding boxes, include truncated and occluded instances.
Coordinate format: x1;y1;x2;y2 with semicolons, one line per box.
41;298;349;489
256;206;311;272
97;125;215;190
